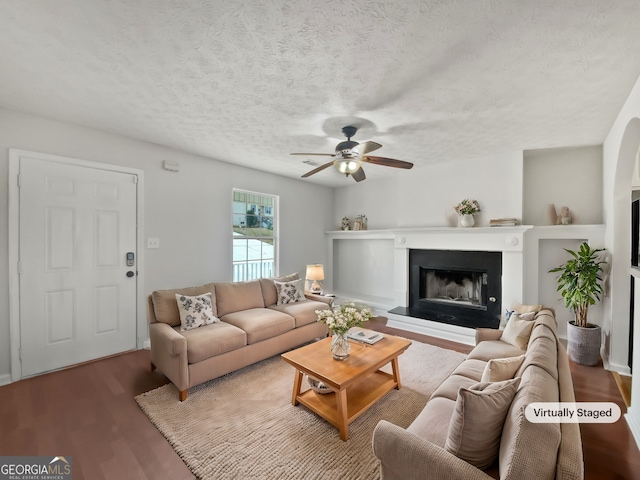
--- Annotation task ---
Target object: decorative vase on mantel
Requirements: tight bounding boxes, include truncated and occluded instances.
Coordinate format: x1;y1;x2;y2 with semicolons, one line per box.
459;214;475;228
330;331;350;360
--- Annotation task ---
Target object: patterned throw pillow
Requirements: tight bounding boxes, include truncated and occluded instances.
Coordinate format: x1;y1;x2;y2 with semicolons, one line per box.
175;293;218;331
274;279;305;305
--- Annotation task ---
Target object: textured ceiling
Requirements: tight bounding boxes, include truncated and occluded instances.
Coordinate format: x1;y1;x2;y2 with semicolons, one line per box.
1;1;640;186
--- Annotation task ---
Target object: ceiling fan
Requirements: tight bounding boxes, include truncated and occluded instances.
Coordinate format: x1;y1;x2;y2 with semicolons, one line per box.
291;126;414;182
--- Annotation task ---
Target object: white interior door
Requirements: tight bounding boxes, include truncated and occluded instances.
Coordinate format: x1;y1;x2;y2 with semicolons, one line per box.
18;156;138;377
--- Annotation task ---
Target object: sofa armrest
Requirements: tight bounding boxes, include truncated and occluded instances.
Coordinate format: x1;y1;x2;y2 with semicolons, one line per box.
149;322;187;356
148;322;189;392
372;421;494;480
475;328;503;345
304;293;334;307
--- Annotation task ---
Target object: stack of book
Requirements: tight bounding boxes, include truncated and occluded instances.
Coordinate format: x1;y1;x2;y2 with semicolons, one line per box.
489;218;518;227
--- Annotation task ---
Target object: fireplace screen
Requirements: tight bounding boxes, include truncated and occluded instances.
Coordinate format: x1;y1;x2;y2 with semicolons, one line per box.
421;268;487;311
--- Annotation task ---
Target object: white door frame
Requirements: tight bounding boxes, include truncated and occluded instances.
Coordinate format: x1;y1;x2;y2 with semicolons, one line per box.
8;149;146;382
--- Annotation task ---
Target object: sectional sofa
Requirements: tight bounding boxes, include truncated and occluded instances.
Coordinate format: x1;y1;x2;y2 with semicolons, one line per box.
147;276;331;400
373;309;583;480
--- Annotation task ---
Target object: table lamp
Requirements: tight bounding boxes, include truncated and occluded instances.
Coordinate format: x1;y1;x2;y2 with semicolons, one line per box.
305;264;324;294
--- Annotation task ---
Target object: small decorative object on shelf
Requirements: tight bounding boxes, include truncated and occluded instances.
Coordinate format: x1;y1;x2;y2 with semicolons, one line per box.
341;216;351;230
489;218;518;227
556;206;572;225
353;214;368;230
454;199;480;228
316;302;374;360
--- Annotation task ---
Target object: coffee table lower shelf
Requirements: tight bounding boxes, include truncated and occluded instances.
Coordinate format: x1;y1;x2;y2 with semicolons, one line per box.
294;370;397;441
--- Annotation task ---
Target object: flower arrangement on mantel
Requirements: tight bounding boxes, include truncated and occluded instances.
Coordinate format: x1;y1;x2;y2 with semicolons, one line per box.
316;302;373;335
454;199;481;216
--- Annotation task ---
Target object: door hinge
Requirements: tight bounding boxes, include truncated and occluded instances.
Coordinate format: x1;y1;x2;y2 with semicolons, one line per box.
17;174;21;188
17;262;21;275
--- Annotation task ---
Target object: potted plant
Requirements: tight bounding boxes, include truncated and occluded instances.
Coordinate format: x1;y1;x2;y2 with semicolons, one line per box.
454;199;480;227
549;242;607;366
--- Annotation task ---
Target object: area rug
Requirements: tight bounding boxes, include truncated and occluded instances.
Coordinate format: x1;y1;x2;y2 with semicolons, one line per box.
136;341;466;480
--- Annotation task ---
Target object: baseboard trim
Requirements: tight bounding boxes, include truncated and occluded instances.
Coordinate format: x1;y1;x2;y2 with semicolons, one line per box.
386;312;476;346
0;374;12;387
625;412;640;450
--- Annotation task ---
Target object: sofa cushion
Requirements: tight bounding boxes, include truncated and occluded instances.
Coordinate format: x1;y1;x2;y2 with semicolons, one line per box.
259;273;300;307
467;340;525;362
450;359;487;382
444;377;521;470
176;322;247;364
176;293;218;331
499;365;561;480
481;354;525;382
268;299;330;327
517;327;559;380
151;283;217;327
221;308;295;344
275;279;305;305
215;280;265;317
500;314;536;349
429;373;480;402
407;397;456;448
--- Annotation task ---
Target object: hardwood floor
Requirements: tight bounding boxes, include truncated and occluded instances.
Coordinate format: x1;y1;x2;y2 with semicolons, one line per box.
0;317;638;479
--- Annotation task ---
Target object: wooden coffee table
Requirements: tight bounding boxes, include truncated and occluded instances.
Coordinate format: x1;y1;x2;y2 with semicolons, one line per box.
281;334;411;441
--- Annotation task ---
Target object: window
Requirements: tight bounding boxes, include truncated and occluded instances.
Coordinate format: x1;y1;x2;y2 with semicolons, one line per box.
232;189;277;281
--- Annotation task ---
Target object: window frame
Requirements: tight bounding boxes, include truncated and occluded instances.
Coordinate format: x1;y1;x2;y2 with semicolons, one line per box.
232;188;279;281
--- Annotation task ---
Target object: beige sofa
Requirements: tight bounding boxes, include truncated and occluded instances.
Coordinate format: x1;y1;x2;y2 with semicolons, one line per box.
373;309;584;480
148;277;331;401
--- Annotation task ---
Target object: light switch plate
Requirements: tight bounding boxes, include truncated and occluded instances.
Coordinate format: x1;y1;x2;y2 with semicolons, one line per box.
147;237;160;249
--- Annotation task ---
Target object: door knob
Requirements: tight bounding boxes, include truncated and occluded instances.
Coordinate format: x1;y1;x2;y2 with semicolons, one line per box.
126;271;135;278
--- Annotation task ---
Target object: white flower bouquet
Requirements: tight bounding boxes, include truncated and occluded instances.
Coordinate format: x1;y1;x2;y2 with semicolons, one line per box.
316;302;373;335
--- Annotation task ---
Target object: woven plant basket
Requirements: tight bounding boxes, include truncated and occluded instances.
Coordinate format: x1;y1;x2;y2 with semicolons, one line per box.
567;321;601;366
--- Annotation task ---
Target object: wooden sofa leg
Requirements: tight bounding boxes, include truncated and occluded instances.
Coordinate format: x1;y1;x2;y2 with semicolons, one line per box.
151;362;156;373
179;390;187;402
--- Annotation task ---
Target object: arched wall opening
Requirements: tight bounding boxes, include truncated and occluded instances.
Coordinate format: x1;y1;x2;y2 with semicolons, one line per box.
605;118;640;372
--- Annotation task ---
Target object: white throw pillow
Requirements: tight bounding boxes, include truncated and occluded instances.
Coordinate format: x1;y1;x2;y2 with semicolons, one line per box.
275;279;305;305
500;313;536;349
175;293;218;331
445;377;521;469
481;355;526;382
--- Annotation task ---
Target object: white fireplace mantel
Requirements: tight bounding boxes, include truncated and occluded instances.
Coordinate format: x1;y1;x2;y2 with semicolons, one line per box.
325;225;606;345
325;226;534;344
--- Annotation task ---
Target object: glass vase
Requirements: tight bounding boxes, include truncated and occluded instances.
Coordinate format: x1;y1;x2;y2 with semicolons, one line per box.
331;331;350;360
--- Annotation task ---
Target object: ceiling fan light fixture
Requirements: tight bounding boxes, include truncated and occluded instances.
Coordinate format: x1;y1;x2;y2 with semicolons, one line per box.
334;157;362;174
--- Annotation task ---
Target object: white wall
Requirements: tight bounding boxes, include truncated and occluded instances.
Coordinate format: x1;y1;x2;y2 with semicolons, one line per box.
523;146;603;225
334;151;524;229
602;71;640;445
0;108;334;381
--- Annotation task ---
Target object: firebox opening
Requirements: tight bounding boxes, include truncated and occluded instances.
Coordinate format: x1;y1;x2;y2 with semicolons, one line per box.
420;268;487;311
389;249;502;330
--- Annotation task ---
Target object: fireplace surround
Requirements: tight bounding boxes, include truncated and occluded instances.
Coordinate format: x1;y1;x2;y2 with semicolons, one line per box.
390;249;502;329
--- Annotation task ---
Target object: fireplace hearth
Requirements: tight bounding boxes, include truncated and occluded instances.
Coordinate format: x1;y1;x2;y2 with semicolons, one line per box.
389;249;502;329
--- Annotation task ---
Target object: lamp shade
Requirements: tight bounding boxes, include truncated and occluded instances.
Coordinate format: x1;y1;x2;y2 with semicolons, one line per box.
305;264;324;281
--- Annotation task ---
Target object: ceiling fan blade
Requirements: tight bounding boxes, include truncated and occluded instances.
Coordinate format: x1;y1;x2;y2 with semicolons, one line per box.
351;167;366;182
290;153;334;156
362;156;414;169
301;160;335;178
356;141;382;155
